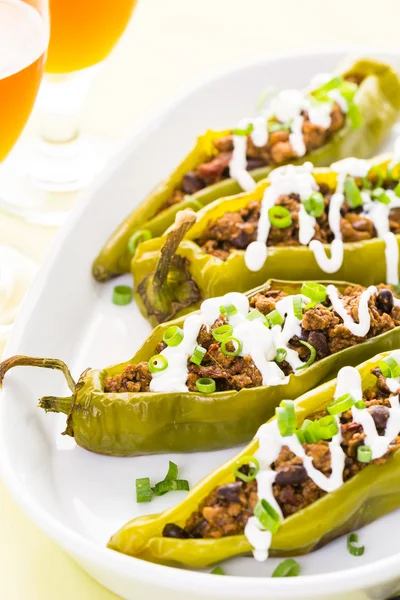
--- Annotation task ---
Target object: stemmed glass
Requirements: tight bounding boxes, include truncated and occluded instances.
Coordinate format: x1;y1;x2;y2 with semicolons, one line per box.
0;0;138;225
0;0;49;351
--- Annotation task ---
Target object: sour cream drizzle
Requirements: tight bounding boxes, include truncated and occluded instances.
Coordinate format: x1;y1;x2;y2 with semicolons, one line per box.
244;153;400;285
229;75;350;192
246;353;400;561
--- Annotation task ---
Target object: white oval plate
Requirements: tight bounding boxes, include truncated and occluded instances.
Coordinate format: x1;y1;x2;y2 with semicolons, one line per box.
2;50;400;600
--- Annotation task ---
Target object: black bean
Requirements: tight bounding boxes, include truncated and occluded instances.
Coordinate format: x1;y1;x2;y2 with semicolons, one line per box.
275;464;307;485
308;331;329;358
299;327;310;341
369;405;390;431
216;482;243;502
376;289;394;314
182;172;205;194
246;158;267;171
162;523;191;539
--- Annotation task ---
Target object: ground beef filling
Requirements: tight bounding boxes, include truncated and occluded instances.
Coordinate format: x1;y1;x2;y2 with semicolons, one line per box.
163;101;346;210
103;285;400;394
194;183;400;261
163;370;400;540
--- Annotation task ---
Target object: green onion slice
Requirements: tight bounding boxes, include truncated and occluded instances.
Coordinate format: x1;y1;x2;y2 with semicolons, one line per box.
246;309;267;323
220;304;238;318
267;309;284;326
211;566;225;575
268;121;291;134
315;415;339;440
221;336;243;357
128;229;152;255
395;182;400;198
195;377;216;393
190;345;206;365
136;477;152;503
232;123;254;136
272;558;301;578
163;325;184;347
212;324;233;342
254;499;281;534
327;392;355;415
344;177;363;208
148;354;168;374
275;348;287;363
293;295;303;320
371;187;391;205
355;400;366;409
268;205;292;229
379;356;400;378
276;399;296;437
233;456;260;483
302;192;325;218
153;479;190;496
301;281;327;303
296;340;316;370
112;285;133;306
347;532;365;556
164;460;178;482
357;445;372;463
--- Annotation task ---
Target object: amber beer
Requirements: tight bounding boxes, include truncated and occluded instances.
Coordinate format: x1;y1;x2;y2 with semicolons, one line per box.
45;0;138;74
0;0;48;162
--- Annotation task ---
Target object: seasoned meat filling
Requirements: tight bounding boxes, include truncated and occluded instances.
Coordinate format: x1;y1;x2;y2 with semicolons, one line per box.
164;368;400;540
103;285;400;394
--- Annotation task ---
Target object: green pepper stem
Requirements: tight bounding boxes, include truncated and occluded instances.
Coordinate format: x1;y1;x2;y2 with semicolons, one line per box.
153;209;197;292
0;355;76;393
38;395;73;415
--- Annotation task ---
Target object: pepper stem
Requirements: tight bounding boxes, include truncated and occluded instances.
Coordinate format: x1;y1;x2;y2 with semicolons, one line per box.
0;355;76;393
38;395;74;415
153;209;197;292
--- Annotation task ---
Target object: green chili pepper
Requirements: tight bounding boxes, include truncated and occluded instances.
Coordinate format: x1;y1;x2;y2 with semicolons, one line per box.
107;351;400;567
2;281;400;457
132;157;398;326
92;58;400;282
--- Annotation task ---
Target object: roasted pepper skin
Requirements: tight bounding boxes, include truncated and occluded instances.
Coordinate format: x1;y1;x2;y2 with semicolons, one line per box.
132;157;400;326
108;351;400;567
92;58;400;282
3;281;400;457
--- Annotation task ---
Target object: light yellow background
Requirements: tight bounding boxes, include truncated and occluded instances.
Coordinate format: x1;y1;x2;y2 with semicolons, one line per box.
2;0;400;598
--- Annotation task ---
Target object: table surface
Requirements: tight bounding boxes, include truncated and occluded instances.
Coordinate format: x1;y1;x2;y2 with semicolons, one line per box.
2;0;400;597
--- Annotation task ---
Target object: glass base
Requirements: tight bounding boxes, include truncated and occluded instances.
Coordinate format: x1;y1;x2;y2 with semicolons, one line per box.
0;134;118;226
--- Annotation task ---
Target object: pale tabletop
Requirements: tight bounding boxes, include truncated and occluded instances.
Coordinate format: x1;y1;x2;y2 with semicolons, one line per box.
2;0;400;598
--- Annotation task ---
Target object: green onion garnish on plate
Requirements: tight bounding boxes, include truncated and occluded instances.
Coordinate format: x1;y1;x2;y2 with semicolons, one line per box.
190;345;206;366
136;477;152;503
268;205;292;229
233;456;260;483
112;285;133;306
347;532;365;556
127;229;152;255
254;499;281;534
195;377;216;393
272;558;301;577
302;192;325;218
163;325;184;347
148;354;168;373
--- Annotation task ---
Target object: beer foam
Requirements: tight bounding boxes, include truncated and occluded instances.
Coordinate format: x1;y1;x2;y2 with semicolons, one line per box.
0;0;49;79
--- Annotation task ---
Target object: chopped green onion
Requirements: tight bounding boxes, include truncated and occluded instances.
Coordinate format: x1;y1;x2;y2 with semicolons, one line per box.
272;558;301;578
313;76;343;94
212;324;233;342
293;295;303;320
254;499;281;534
148;354;168;374
301;281;327;303
268;205;292;229
328;392;355;415
379;356;400;378
347;532;365;556
315;415;339;440
232;123;254;136
267;309;284;326
357;445;372;463
190;345;206;365
276;399;296;437
339;80;358;101
302;192;325;218
211;566;225;575
136;477;152;503
395;183;400;198
220;304;238;318
296;419;312;443
246;309;267;323
296;340;316;370
355;400;366;409
275;348;287;363
371;187;391;205
305;301;317;310
128;229;152;255
164;460;178;482
153;479;190;496
195;377;216;393
220;336;242;357
268;122;291;133
344;177;363;208
112;285;133;306
163;325;184;347
233;456;260;482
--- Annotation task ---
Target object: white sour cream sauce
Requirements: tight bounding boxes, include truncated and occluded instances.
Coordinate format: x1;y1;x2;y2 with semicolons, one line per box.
246;353;400;561
244;154;400;286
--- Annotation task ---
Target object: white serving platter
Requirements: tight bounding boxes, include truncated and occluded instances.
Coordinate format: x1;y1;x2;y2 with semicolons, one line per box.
2;50;400;600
